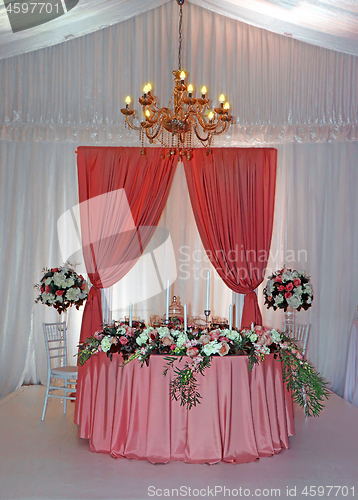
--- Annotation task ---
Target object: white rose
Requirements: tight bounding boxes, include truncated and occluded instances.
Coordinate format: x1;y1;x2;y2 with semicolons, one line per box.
65;278;75;288
202;340;221;356
176;333;188;347
282;271;294;282
249;333;258;342
41;292;56;304
65;288;80;301
53;273;66;288
157;326;170;338
266;280;275;294
101;336;111;353
270;329;281;343
274;295;284;305
224;329;241;341
44;277;53;286
287;295;302;309
136;332;149;346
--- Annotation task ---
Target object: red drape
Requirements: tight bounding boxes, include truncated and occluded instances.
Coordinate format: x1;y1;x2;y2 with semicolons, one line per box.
77;147;177;342
183;148;277;328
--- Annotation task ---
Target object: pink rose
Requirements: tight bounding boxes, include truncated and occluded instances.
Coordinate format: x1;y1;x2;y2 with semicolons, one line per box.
55;290;64;296
268;295;273;301
40;285;45;293
186;347;199;358
274;276;282;283
162;335;174;346
218;342;230;357
45;285;51;293
170;344;176;351
119;336;128;345
285;292;292;299
125;327;135;337
286;283;293;292
52;268;59;273
111;337;118;345
210;329;221;340
81;282;86;290
254;325;264;334
278;285;285;291
199;334;211;345
219;336;229;343
293;278;301;287
256;334;273;347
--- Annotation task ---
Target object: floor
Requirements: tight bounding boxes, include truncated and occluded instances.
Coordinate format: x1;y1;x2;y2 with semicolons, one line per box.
0;386;357;500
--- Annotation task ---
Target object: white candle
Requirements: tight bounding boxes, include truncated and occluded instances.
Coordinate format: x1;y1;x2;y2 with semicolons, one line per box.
206;270;210;310
166;280;170;322
229;304;233;330
184;304;187;332
129;303;132;327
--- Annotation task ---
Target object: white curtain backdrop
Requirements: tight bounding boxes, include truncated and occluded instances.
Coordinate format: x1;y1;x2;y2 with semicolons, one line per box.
0;2;357;400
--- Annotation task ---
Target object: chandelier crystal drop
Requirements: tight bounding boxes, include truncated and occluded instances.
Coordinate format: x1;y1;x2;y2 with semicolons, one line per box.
121;0;233;160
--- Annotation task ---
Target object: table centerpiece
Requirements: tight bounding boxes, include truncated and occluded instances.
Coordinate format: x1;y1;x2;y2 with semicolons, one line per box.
78;320;329;417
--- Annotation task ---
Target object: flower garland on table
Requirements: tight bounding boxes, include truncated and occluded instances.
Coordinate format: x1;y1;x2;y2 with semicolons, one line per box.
35;264;89;314
263;268;313;311
78;322;329;417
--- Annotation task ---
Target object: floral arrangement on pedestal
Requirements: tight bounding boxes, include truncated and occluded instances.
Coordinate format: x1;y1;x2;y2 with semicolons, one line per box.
263;268;313;312
35;264;89;314
78;321;329;417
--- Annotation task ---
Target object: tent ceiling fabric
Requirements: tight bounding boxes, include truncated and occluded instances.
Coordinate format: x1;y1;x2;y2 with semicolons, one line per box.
0;0;357;60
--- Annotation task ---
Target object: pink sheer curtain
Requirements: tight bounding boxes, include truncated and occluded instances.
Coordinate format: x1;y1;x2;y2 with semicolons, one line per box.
183;148;277;328
77;146;177;342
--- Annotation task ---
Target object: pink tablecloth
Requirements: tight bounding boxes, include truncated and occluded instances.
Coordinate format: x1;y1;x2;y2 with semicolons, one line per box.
74;353;294;464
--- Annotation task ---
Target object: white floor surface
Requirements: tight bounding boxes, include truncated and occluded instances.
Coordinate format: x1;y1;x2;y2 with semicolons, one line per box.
0;386;357;500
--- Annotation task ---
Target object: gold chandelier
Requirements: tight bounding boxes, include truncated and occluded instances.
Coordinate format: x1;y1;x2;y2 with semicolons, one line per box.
121;0;232;160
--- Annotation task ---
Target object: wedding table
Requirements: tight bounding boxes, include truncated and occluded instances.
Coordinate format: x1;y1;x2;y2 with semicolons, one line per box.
74;353;294;464
344;320;358;406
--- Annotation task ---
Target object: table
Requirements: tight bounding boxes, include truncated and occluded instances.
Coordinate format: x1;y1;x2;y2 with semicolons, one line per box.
75;353;294;464
344;320;358;406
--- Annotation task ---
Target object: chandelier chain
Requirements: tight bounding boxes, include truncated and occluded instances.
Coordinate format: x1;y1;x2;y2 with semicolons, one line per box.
178;3;183;70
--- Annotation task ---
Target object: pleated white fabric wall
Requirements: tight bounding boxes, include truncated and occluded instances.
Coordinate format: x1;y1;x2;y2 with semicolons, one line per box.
0;2;357;399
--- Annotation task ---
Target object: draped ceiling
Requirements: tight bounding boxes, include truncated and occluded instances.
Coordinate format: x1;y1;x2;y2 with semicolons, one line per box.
0;0;357;59
0;1;357;403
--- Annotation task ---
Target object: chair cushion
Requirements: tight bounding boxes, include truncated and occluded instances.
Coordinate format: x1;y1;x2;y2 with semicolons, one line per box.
51;365;78;377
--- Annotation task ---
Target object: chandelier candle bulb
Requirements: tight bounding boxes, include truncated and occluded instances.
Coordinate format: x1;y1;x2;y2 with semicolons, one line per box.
206;271;210;310
180;71;186;83
129;303;133;327
224;102;230;110
125;96;131;109
201;86;207;98
229;304;233;330
188;84;193;97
